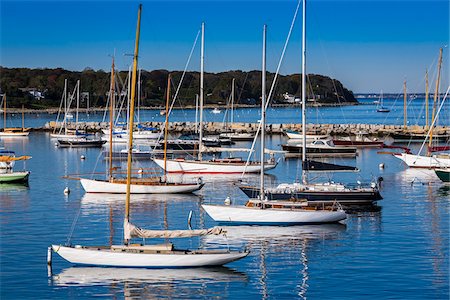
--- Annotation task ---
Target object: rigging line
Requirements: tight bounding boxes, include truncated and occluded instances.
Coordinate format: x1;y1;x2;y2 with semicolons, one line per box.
241;0;301;177
150;30;200;153
66;202;83;246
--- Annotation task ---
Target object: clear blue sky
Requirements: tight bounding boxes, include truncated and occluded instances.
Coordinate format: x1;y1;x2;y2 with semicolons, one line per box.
1;0;448;93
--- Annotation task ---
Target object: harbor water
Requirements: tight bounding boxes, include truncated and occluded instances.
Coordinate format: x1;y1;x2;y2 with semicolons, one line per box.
0;102;449;299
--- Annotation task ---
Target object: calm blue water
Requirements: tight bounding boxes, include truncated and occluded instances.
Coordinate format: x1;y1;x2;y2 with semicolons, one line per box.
0;124;448;299
3;97;450;128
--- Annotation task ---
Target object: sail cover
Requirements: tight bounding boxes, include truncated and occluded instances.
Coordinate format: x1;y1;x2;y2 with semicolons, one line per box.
0;155;32;162
124;221;225;240
303;160;359;172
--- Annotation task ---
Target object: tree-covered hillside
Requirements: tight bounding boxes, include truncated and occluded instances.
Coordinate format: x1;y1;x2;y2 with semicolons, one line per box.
0;67;357;108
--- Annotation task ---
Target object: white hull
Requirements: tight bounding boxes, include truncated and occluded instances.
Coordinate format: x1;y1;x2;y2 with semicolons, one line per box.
202;204;346;225
394;153;450;168
102;131;161;140
52;245;248;268
153;158;277;174
285;132;329;140
219;132;255;141
80;178;203;194
0;132;29;137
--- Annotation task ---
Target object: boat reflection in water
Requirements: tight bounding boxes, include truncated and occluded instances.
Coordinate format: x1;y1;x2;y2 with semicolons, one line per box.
202;224;346;248
202;224;345;299
51;266;248;298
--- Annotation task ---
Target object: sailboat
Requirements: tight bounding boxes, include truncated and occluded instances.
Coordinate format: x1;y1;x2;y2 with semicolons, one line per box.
51;5;248;268
0;96;31;137
56;80;106;147
50;80;90;139
0;150;31;183
394;48;450;169
202;23;346;225
376;91;390;113
80;58;203;194
236;0;381;207
152;23;277;174
219;78;255;142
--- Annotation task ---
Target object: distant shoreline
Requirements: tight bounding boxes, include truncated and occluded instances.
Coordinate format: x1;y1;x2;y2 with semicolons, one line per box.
3;102;360;114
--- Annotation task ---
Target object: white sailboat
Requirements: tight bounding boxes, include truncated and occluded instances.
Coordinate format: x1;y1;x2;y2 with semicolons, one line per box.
202;23;346;225
394;48;450;169
80;58;202;194
52;5;248;268
153;23;277;174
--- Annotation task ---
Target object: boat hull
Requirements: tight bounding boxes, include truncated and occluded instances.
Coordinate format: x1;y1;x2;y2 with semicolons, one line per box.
0;132;29;137
52;245;248;268
57;139;106;148
202;204;346;225
435;169;450;183
281;144;357;157
0;171;30;183
80;178;204;194
394;153;450;168
153;158;277;174
332;140;384;148
238;185;382;203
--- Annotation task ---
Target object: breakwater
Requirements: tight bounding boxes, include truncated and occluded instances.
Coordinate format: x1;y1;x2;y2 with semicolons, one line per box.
41;121;450;137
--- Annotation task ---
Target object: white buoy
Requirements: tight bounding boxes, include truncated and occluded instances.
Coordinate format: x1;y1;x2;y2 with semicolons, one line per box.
187;210;193;229
80;155;86;160
138;168;144;174
54;142;58;147
379;163;385;169
64;187;70;194
47;246;52;266
224;196;232;206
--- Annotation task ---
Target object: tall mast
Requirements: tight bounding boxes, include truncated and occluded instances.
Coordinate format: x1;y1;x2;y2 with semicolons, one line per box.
403;80;407;129
260;24;267;201
301;0;307;184
198;22;205;161
163;74;171;180
231;78;235;126
75;80;80;133
124;4;142;242
108;56;115;180
64;79;68;135
3;94;6;129
137;68;141;126
428;47;443;155
425;69;429;130
195;94;199;133
22;104;24;131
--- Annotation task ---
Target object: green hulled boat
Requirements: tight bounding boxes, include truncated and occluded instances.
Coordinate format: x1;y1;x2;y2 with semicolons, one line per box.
0;171;30;183
435;169;450;183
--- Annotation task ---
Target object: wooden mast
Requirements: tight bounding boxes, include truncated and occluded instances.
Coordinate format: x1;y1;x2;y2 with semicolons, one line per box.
124;4;142;243
425;69;429;130
403;80;407;129
428;47;443;155
163;74;171;181
108;56;115;180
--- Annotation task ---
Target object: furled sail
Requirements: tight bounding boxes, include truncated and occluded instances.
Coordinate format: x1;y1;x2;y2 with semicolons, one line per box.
124;221;226;240
0;155;32;162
